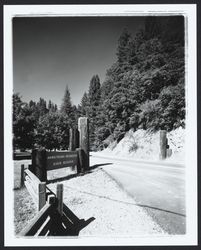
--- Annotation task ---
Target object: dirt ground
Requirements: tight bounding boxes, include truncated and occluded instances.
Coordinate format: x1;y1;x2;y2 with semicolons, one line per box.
14;160;166;236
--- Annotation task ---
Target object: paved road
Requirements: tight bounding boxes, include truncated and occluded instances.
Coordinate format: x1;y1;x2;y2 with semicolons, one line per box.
90;153;186;234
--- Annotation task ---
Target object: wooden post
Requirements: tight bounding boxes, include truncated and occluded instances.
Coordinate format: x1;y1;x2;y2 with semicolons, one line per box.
49;185;64;236
31;149;36;174
38;182;46;211
47;195;55;205
28;164;34;173
78;117;89;171
32;149;47;182
20;164;24;188
56;184;63;215
74;129;79;149
76;148;83;173
69;128;79;151
160;130;167;160
69;128;73;151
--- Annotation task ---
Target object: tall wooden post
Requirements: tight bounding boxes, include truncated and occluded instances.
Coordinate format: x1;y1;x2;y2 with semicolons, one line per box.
76;148;83;173
74;128;80;149
20;164;24;188
69;128;73;151
160;130;167;160
78;117;89;171
38;182;46;211
56;184;63;215
32;149;47;182
31;149;36;174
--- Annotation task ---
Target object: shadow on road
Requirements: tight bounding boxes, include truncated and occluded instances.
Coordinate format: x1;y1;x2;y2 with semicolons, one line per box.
47;162;113;184
90;163;113;170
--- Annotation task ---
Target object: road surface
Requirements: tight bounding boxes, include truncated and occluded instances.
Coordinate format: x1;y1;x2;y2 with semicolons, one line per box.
90;153;185;234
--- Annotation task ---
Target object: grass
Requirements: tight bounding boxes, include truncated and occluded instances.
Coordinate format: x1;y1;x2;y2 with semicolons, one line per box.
14;160;37;235
14;187;37;234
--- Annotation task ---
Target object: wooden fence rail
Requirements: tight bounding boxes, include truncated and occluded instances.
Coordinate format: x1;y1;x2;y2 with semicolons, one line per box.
20;165;95;236
19;203;54;236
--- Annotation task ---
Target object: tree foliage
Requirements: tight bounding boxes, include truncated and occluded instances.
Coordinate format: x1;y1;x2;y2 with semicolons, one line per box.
79;75;101;150
12;92;69;151
92;16;185;150
36;112;70;150
13;16;185;152
13;94;35;150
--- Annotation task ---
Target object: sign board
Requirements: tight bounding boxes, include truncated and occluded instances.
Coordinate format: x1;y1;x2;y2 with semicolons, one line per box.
46;151;77;171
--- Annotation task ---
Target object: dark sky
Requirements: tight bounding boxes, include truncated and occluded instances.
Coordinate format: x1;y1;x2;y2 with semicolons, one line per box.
13;17;144;106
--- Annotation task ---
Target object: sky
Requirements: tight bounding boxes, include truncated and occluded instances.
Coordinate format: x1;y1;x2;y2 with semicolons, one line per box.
13;16;144;107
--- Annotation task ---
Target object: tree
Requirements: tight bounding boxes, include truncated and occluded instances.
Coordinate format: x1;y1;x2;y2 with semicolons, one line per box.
36;98;48;117
80;92;90;116
48;100;58;113
13;94;35;150
60;85;72;114
91;16;185;150
60;85;75;126
88;75;101;105
36;112;70;150
87;75;101;149
116;29;132;68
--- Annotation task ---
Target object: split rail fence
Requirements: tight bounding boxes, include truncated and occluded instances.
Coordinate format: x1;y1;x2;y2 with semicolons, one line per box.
20;168;95;236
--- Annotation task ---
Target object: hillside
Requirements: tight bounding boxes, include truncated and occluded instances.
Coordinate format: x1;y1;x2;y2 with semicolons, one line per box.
101;127;185;163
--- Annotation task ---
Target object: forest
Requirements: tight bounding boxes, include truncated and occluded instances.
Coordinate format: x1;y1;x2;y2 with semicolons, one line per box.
13;16;185;151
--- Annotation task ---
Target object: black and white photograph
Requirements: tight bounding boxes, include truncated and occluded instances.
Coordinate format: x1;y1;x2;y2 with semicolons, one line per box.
3;4;197;246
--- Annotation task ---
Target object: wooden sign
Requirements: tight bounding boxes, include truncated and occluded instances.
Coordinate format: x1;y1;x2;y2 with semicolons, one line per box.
46;151;77;171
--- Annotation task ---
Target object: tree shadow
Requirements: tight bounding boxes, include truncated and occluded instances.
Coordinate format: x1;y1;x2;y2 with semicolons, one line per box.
47;162;113;184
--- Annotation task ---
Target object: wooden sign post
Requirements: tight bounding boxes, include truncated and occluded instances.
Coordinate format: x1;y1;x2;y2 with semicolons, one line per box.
78;117;89;171
159;130;167;160
69;128;74;151
32;149;47;182
73;128;80;149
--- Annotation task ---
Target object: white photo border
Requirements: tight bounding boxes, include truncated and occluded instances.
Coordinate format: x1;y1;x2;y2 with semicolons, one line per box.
4;4;197;247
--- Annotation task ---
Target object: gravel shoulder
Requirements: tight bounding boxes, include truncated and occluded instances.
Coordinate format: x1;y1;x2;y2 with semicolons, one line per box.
48;168;166;236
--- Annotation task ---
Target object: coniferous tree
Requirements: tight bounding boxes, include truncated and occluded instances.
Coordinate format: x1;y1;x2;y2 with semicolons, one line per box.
60;85;75;126
48;100;57;113
37;98;48;116
60;86;72;114
48;100;53;112
116;29;132;67
80;92;90;116
87;75;101;150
